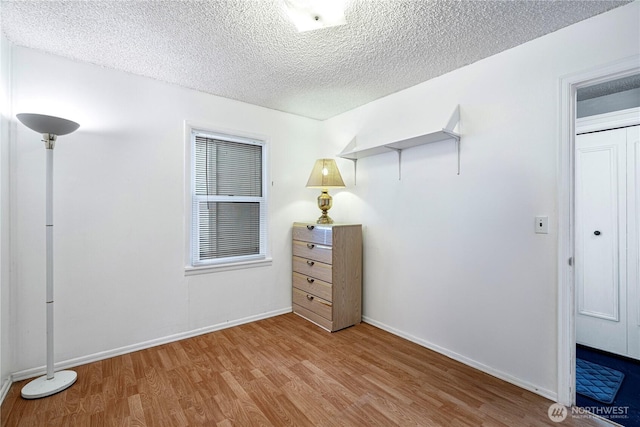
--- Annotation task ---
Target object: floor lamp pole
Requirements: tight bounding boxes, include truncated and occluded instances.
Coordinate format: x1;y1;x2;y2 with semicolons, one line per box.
45;143;54;380
17;114;80;399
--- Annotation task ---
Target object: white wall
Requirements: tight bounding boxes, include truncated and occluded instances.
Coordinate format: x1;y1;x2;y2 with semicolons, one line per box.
0;33;13;393
323;2;640;398
10;47;321;374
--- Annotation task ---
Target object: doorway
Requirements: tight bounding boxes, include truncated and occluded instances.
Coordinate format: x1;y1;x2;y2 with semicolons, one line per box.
574;91;640;423
558;57;640;420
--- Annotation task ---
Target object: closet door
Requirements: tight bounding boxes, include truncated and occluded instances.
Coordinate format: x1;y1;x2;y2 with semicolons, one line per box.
627;126;640;359
575;127;628;356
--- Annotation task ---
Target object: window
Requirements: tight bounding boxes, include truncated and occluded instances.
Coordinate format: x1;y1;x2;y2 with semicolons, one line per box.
188;128;268;271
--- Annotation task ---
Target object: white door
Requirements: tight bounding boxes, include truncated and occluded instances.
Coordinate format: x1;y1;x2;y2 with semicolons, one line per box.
576;127;627;356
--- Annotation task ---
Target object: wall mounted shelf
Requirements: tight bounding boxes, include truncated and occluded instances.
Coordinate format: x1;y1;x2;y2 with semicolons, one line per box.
338;105;461;181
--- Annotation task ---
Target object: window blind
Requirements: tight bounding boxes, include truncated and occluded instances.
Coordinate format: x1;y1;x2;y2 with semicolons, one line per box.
194;137;262;197
192;133;266;265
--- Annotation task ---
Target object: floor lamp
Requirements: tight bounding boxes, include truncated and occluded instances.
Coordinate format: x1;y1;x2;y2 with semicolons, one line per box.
17;113;80;399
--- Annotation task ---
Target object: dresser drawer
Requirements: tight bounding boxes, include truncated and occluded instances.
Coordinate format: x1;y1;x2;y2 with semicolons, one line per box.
293;256;332;283
293;272;332;301
293;288;332;320
293;223;333;245
292;240;332;264
293;305;333;331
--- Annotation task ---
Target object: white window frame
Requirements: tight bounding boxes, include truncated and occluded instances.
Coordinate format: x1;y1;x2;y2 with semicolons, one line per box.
184;121;271;275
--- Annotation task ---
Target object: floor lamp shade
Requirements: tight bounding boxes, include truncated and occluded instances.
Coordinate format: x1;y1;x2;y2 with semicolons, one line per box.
16;114;79;136
17;113;79;399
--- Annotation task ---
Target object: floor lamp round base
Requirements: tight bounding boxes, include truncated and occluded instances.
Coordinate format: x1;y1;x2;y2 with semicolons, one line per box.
21;370;77;399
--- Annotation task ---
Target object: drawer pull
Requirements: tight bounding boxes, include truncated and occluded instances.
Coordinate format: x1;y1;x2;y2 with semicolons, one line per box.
306;225;315;230
307;243;315;249
306;294;314;301
306;260;315;266
306;277;315;283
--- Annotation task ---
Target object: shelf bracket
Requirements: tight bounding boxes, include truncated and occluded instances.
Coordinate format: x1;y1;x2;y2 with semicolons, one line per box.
340;158;358;185
444;105;461;175
352;159;357;185
390;148;402;180
457;138;460;175
338;137;359;185
441;129;461;176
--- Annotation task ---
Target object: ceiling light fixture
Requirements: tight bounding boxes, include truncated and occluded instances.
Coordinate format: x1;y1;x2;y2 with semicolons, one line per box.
284;0;347;32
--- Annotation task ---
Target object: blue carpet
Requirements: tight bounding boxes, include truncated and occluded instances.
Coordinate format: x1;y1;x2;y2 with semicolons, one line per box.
576;358;624;404
577;345;640;427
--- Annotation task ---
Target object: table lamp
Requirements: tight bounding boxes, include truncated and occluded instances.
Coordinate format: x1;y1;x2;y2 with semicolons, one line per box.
306;158;345;224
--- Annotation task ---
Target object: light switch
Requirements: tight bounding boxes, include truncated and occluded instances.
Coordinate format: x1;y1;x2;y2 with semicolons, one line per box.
535;216;548;234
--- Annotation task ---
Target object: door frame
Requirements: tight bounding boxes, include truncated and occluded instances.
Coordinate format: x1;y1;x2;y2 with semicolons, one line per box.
558;55;640;406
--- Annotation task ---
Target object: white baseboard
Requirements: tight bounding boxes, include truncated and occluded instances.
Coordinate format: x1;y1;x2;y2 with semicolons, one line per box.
12;307;292;382
362;316;558;402
0;375;12;405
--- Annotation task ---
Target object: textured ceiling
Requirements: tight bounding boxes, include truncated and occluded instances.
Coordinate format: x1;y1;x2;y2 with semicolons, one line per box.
0;0;632;120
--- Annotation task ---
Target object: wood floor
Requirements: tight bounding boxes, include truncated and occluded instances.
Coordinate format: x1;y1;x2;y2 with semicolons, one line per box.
1;313;610;426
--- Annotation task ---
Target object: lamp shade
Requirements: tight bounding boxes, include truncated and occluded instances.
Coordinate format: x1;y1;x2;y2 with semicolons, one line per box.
306;158;345;188
17;113;80;136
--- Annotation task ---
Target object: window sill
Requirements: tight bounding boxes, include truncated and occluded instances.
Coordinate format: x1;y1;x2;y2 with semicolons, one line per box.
185;257;273;276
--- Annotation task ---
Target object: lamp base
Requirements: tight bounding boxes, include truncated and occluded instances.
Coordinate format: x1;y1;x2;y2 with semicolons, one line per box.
317;211;334;224
21;370;77;399
316;190;335;224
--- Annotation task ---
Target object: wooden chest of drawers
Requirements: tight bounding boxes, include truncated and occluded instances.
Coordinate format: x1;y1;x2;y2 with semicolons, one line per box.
292;222;362;332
